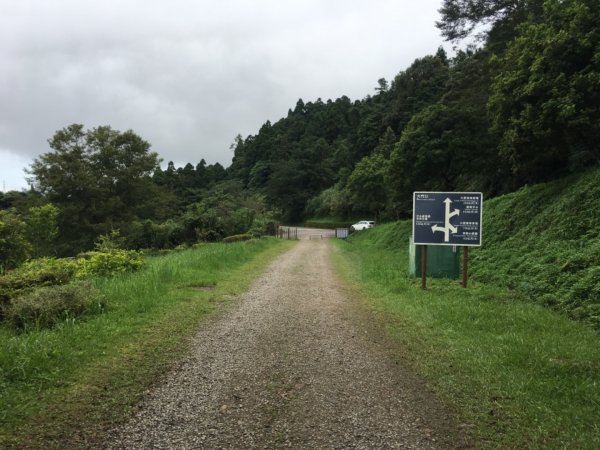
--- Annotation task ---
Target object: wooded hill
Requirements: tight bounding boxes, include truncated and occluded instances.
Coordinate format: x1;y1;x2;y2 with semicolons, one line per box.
1;0;598;261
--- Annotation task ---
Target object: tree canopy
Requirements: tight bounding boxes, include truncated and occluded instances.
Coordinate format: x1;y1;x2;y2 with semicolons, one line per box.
28;125;166;253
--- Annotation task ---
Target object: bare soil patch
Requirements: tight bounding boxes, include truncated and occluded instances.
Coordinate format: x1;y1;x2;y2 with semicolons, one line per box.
105;239;470;449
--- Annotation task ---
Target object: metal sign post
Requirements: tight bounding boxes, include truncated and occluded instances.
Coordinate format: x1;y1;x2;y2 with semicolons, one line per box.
462;246;468;288
421;245;428;289
413;192;483;288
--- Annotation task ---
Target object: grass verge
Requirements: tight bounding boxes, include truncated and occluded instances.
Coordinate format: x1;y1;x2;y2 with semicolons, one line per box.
0;238;294;449
332;223;600;449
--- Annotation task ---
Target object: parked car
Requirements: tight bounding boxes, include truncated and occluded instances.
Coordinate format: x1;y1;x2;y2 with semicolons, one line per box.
351;220;376;231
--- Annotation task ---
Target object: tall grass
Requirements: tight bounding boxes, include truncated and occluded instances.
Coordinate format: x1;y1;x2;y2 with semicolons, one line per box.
0;238;292;448
333;223;600;449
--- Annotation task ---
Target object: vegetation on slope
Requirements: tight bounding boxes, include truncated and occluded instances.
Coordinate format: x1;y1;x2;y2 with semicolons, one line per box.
471;167;600;329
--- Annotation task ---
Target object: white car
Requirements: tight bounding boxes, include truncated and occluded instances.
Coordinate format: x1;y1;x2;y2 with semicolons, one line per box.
351;220;376;231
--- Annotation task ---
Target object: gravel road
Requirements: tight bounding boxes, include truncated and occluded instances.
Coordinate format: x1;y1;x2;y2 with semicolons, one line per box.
105;239;469;449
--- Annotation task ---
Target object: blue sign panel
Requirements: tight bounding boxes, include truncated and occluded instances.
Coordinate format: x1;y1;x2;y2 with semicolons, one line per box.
413;192;482;246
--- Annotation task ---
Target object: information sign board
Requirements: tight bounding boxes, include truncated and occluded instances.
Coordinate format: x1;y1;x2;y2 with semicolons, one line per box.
413;192;482;246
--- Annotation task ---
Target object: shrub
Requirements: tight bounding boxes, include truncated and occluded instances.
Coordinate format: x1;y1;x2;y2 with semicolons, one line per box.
222;234;253;243
75;250;144;279
0;257;77;309
196;229;221;242
4;282;105;331
248;217;277;237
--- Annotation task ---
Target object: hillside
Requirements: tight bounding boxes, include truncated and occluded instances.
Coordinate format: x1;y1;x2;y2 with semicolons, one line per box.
471;167;600;329
350;167;600;330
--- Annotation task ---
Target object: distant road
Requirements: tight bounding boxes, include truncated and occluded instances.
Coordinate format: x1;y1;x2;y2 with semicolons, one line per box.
294;226;336;240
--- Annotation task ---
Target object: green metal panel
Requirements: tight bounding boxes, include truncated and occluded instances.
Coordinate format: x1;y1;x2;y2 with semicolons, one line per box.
409;237;460;279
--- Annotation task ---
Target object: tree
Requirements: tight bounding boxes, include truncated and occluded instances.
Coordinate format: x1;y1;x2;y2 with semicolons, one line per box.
384;51;450;135
436;0;541;42
28;124;164;254
387;102;497;213
346;153;389;219
375;78;389;93
488;0;600;183
181;181;267;241
25;204;59;258
0;209;31;272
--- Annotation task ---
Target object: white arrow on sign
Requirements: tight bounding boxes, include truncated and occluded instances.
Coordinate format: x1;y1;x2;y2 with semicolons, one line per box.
431;198;460;242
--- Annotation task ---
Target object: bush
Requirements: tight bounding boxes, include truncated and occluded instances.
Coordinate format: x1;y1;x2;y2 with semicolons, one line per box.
127;219;184;249
3;282;105;331
248;217;277;237
196;229;221;242
75;250;144;279
222;234;253;243
0;257;77;309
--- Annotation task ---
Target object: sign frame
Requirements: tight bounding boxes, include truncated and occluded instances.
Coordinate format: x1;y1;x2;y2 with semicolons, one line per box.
412;191;483;247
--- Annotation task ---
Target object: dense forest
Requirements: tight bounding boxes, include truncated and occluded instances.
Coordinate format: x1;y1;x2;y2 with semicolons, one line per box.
1;0;598;264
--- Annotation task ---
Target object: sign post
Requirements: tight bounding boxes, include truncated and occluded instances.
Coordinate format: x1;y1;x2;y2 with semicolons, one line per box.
462;246;468;288
421;245;427;289
413;192;483;288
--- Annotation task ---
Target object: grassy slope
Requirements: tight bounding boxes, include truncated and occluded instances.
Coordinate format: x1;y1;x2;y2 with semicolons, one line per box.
471;167;600;329
332;176;600;448
0;238;294;449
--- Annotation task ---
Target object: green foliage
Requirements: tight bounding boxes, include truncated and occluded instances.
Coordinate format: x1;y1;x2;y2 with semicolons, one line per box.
387;101;496;211
436;0;542;43
24;204;59;258
127;219;184;250
304;185;352;219
28;124;166;255
470;168;600;328
222;234;253;243
0;257;77;305
93;229;126;252
489;0;600;183
346;153;389;219
384;50;450;135
0;209;31;272
3;282;104;331
0;190;45;215
182;182;273;241
247;215;277;238
0;231;144;314
152;159;227;211
75;250;144;279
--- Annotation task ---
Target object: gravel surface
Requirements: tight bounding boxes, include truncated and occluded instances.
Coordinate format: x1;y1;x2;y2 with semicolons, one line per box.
105;239;469;449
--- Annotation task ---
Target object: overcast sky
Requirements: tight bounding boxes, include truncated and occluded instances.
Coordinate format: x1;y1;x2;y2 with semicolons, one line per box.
0;0;450;192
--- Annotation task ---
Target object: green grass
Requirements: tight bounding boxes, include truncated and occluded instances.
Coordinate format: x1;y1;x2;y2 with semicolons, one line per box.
0;238;294;449
471;167;600;329
333;222;600;449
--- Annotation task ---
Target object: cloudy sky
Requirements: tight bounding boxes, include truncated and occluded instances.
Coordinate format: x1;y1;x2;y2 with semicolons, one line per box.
0;0;450;192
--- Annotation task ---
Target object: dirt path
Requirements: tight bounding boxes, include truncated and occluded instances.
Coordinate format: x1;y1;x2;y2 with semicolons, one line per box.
105;239;468;449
